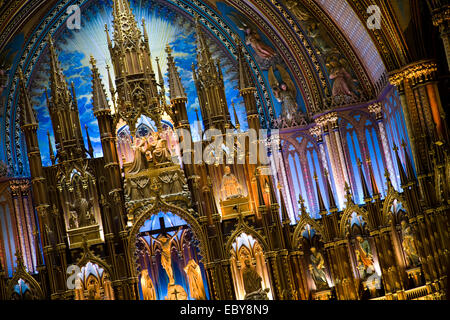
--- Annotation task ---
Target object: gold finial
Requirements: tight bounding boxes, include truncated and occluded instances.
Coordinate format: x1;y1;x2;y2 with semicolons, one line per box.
356;158;362;167
401;139;407;149
393;144;398;152
89;55;97;67
165;44;172;55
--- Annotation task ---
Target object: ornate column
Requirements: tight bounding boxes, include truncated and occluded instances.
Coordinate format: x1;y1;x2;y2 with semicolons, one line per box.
429;2;450;71
265;251;281;299
368;103;397;190
316;113;345;208
389;60;447;176
310;125;330;184
329;115;351;188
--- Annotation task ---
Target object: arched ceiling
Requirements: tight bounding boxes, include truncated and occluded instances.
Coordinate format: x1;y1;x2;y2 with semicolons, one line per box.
0;0;388;176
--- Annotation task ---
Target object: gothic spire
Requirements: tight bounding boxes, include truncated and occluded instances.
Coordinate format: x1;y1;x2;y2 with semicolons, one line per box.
237;44;254;91
324;170;337;210
357;158;371;201
90;56;110;113
366;157;380;196
85;125;94;158
279;187;291;224
393;144;408;186
166;44;187;101
112;0;141;45
401;139;416;182
314;172;327;214
232;102;240;130
194;15;213;67
256;169;266;207
47;34;71;110
47;131;55;165
155;56;166;98
18;69;38;127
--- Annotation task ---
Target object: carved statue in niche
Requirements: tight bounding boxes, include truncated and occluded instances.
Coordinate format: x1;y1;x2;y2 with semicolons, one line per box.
242;259;269;300
355;236;375;279
400;220;420;267
141;269;156;300
67;188;96;228
308;247;328;290
150;228;181;285
86;276;101;300
184;259;206;300
221;166;244;200
128;137;150;175
268;65;299;122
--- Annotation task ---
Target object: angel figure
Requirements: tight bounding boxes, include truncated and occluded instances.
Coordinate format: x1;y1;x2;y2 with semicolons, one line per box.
326;57;359;100
268;65;299;122
227;11;277;60
284;0;312;21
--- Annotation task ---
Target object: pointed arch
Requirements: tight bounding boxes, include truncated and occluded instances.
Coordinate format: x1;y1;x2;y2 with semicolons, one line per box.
127;196;206;278
339;203;369;238
292;213;325;248
6;253;44;300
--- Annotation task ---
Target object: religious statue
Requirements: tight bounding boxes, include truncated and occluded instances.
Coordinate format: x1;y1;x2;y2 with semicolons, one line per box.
184;259;206;300
326;57;359;102
221;166;244;200
268;65;299;123
284;0;311;21
150;228;181;285
355;236;374;279
140;269;156;300
159;170;186;195
245;28;277;60
149;132;172;165
401;220;420;267
226;12;277;61
67;189;96;228
242;259;269;300
128;137;150;175
86;277;101;300
308;247;328;290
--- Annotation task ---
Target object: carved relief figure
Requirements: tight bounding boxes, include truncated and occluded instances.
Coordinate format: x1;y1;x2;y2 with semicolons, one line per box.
401;220;420;267
184;259;206;300
159;171;186;195
221;166;244;200
355;236;374;279
141;269;156;300
308;247;328;290
242;259;269;300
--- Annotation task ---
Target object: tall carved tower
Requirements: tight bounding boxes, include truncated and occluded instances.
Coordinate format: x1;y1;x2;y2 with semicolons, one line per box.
107;0;162;133
192;17;232;133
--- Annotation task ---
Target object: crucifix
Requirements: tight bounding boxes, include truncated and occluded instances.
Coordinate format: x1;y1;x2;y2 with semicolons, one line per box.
140;217;188;285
